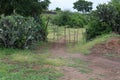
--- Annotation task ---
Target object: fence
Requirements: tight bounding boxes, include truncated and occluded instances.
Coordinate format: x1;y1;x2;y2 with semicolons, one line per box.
47;24;85;45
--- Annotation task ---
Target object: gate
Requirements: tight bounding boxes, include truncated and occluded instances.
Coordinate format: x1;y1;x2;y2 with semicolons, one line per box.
47;24;85;45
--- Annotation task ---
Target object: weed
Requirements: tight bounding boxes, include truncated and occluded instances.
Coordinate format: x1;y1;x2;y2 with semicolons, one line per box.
0;49;63;80
44;58;66;66
67;58;92;74
70;33;119;55
104;53;120;58
89;78;96;80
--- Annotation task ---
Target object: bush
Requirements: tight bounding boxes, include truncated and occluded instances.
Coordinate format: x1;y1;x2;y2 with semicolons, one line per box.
52;11;71;26
86;20;111;40
52;11;87;28
86;3;120;40
68;13;87;28
0;14;47;49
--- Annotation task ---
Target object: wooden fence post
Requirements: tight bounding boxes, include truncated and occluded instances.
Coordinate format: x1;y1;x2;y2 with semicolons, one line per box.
69;28;71;43
77;28;79;44
64;26;67;44
53;24;56;41
57;26;59;41
74;28;76;44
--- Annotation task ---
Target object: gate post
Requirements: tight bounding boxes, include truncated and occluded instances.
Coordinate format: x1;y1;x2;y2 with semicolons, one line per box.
64;26;67;44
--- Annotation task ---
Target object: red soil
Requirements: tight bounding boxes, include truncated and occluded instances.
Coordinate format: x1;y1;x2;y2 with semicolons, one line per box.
91;37;120;54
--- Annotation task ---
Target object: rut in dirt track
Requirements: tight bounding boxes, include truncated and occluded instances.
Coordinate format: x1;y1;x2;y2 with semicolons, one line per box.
49;38;120;80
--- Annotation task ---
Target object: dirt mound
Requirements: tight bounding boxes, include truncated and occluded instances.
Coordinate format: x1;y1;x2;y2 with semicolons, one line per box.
91;37;120;54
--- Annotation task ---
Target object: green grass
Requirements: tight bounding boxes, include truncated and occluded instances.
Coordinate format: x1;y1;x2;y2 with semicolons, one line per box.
1;26;119;80
104;53;120;58
67;58;92;74
0;46;92;80
70;33;119;55
44;58;66;66
0;35;79;80
0;64;63;80
89;78;97;80
0;48;63;80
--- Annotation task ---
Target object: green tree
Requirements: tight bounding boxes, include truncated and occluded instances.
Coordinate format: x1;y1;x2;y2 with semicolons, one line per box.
52;11;71;26
55;7;61;11
86;2;120;40
109;0;120;33
0;0;50;17
96;4;117;28
52;11;87;28
73;0;93;14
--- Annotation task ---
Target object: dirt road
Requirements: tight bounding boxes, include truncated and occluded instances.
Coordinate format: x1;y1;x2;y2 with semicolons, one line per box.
49;38;120;80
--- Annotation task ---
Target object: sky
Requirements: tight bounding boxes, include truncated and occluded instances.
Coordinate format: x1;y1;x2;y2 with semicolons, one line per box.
49;0;111;11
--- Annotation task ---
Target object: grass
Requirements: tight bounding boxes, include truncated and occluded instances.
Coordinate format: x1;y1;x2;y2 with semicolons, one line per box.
0;47;91;80
0;27;86;80
89;78;97;80
70;33;119;55
1;25;119;79
67;58;92;74
44;58;66;66
104;53;120;58
0;48;63;80
0;65;63;80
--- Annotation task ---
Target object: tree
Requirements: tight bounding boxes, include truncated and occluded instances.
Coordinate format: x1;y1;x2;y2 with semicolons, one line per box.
86;2;120;40
96;4;117;27
109;0;120;33
73;0;93;14
52;11;71;26
0;0;50;17
52;11;87;28
55;7;61;11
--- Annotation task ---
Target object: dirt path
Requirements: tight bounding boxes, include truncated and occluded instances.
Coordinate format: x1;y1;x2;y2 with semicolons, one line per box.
49;38;120;80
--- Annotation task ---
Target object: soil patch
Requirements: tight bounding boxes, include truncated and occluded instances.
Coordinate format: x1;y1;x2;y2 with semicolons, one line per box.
90;37;120;61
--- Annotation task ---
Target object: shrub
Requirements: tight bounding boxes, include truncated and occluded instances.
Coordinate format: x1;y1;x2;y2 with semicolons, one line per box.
86;3;120;40
52;11;71;26
68;12;87;28
0;14;47;49
86;20;111;40
52;11;87;28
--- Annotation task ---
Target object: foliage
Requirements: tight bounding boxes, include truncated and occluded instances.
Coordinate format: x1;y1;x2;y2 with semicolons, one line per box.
109;0;120;34
0;14;47;49
52;11;87;28
0;0;50;17
73;0;93;14
0;49;63;80
55;7;61;12
68;12;87;28
52;11;71;26
86;2;120;40
86;16;112;40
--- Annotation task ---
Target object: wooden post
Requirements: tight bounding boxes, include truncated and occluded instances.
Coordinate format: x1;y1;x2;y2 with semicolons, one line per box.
45;17;50;30
53;24;56;41
74;28;76;45
57;26;59;41
64;26;67;44
69;28;71;43
77;28;79;44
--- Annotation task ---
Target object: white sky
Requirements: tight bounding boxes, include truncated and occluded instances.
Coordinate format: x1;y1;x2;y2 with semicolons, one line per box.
49;0;111;11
